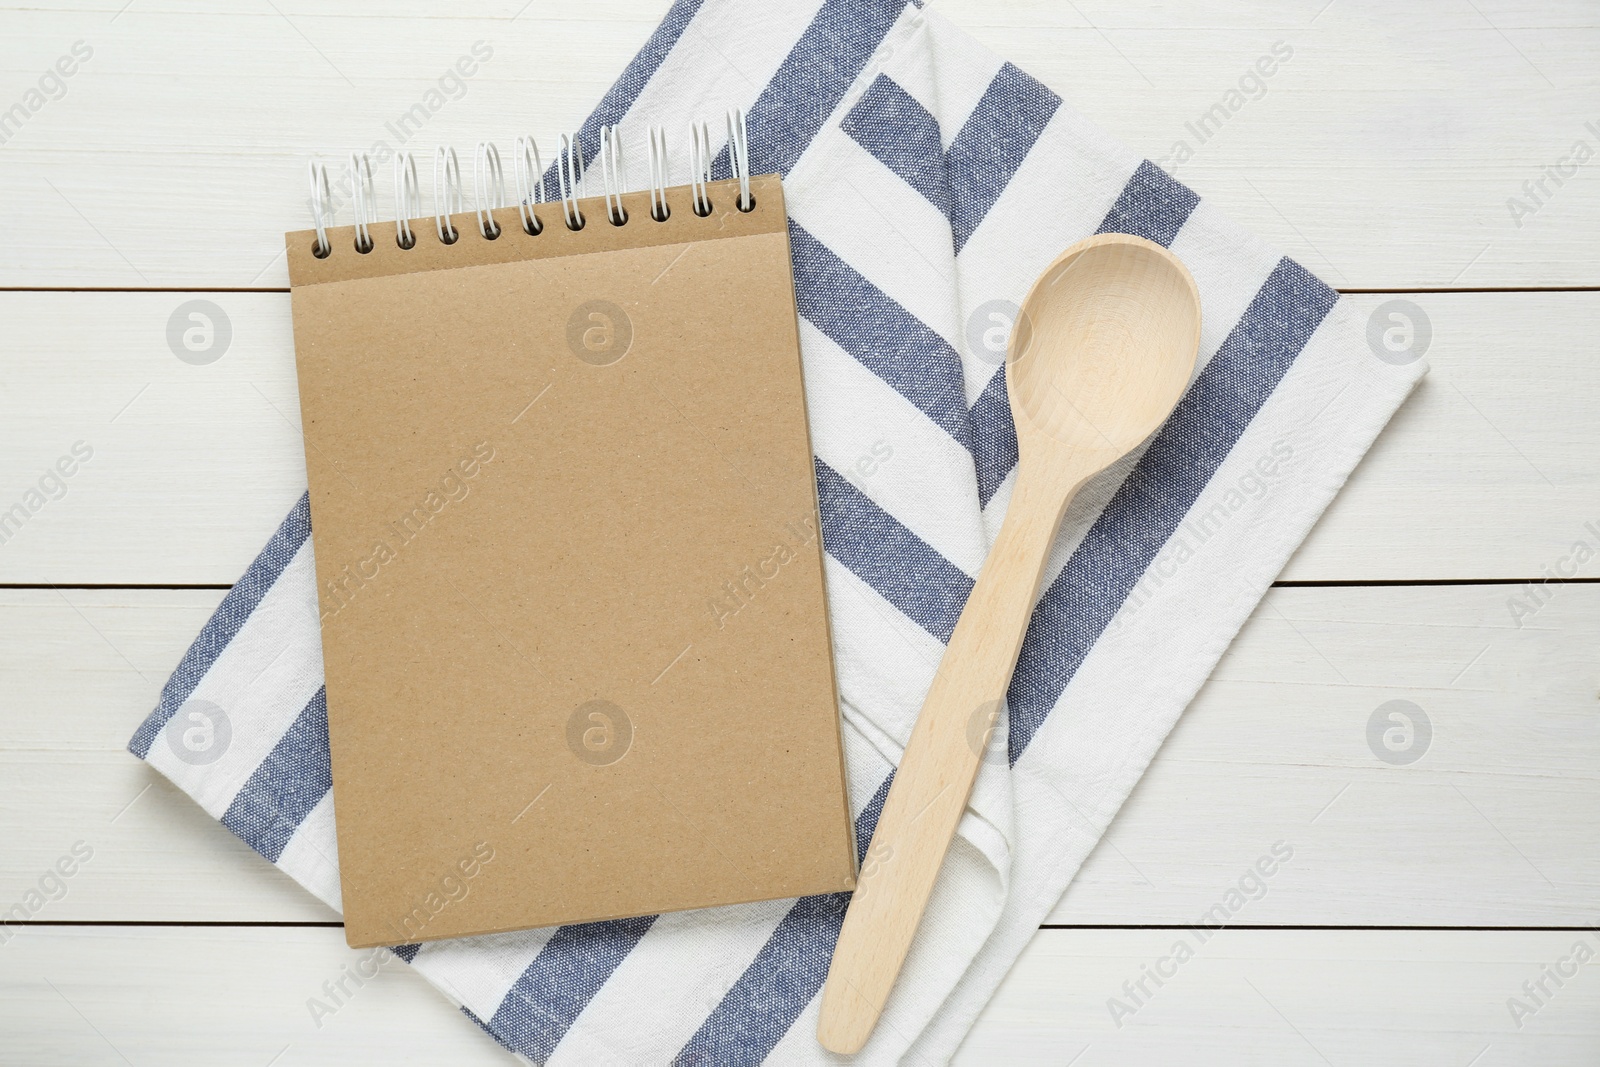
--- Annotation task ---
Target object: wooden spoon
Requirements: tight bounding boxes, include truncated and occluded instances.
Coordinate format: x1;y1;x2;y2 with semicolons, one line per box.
816;233;1202;1054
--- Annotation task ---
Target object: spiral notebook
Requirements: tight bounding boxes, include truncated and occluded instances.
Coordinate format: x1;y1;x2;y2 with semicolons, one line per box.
285;121;856;949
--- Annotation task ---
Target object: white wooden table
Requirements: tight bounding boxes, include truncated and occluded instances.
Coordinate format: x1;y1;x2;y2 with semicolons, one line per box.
2;1;1597;1063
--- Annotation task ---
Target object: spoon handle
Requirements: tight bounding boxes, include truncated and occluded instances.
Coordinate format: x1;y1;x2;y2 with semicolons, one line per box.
817;466;1079;1054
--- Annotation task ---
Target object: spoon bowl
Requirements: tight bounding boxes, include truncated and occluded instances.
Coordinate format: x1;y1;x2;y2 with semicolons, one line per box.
1010;234;1202;469
817;232;1202;1056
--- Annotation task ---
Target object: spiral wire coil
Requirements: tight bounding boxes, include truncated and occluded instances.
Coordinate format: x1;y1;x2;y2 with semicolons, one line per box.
304;111;755;256
688;122;712;217
474;141;506;240
557;133;586;230
514;136;545;236
726;108;752;211
307;160;333;257
599;125;628;226
349;153;376;253
393;152;420;249
433;147;464;244
647;125;670;222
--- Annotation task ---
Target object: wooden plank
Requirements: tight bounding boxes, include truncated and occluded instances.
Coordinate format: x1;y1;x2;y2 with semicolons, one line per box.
2;925;1595;1064
0;292;306;586
0;588;339;924
1280;293;1600;580
2;290;1594;584
0;1;1595;288
0;1;666;289
941;0;1600;291
1050;582;1600;926
0;926;509;1067
967;928;1600;1064
4;584;1595;926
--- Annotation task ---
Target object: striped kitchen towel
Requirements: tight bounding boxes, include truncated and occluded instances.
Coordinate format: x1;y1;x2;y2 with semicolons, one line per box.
129;0;1425;1062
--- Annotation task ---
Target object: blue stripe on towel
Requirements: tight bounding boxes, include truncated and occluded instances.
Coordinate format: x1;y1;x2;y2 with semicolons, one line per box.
842;65;1061;252
715;0;909;179
969;368;1016;508
814;458;972;643
1096;160;1201;246
947;63;1061;252
673;774;893;1066
486;915;658;1062
969;162;1203;505
128;492;313;759
789;221;972;451
219;686;333;864
840;76;947;209
1006;258;1338;762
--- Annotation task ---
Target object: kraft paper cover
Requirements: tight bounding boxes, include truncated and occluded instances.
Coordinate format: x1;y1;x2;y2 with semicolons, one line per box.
285;176;855;948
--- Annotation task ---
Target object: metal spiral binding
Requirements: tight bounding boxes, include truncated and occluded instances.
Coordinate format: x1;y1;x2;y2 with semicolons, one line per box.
648;126;670;222
349;153;376;253
303;110;756;255
474;141;506;240
307;160;332;257
514;136;545;236
599;125;628;226
433;147;463;244
557;133;586;230
393;152;420;249
688;122;712;216
726;108;752;211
